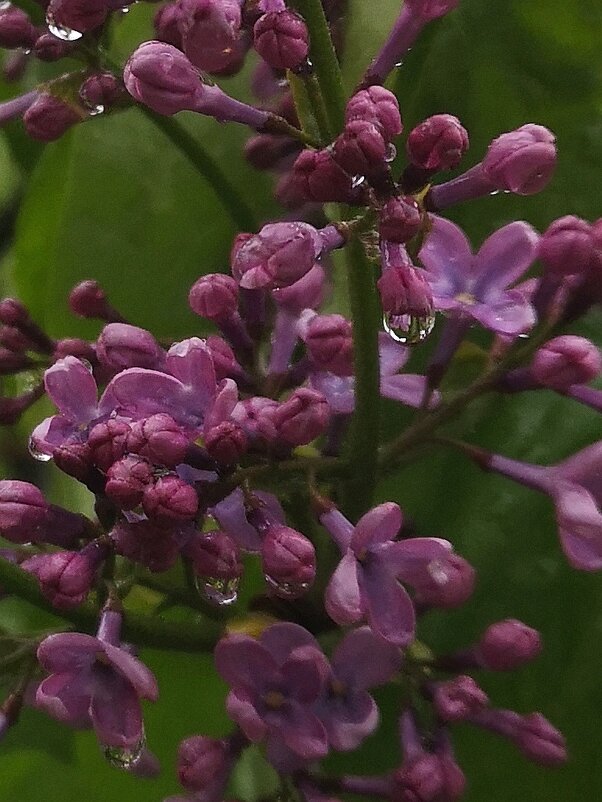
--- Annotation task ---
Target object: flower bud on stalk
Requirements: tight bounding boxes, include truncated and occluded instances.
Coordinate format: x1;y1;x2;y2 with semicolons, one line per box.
379;197;422;243
530;336;601;390
34;33;75;62
69;280;125;323
178;0;243;74
476;619;542;671
23;94;83;142
261;524;316;598
279;148;366;206
45;0;108;37
0;6;36;49
254;9;309;71
345;86;403;141
97;323;165;371
142;474;199;523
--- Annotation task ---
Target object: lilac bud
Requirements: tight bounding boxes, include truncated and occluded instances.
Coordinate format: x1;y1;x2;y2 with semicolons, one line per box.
45;0;108;35
21;542;106;609
87;419;131;473
531;335;601;390
205;335;243;380
0;480;49;543
281;148;360;205
538;215;594;278
412;553;476;609
79;73;123;111
110;519;180;572
54;338;97;363
272;264;326;314
392;754;445;802
34;33;74;62
177;735;230;794
406;114;468;171
271;387;330;446
0;298;28;326
379;197;421;243
2;49;28;83
432;676;489;722
178;0;242;73
0;6;36;49
97;323;164;371
0;326;30;352
189;273;239;321
261;524;316;597
154;1;184;48
333;119;388;176
378;262;433;318
142;475;199;522
205;421;248;465
186;531;243;583
23;94;82;142
0;348;32;375
345;86;402;141
124;40;205;115
304;313;353;376
515;713;567;767
126;413;190;467
54;440;94;482
105;455;154;509
244;132;301;170
69;280;118;321
232;396;279;446
482;124;557;195
231;222;322;290
404;0;459;21
254;10;309;70
476;619;542;671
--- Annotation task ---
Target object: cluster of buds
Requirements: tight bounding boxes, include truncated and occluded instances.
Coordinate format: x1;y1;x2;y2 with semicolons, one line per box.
0;0;600;800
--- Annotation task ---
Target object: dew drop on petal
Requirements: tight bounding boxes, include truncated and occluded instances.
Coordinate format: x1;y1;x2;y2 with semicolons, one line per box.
28;436;52;462
196;575;239;606
104;734;145;770
383;312;435;345
46;11;83;41
0;1;13;10
351;174;366;189
385;143;397;163
264;574;310;599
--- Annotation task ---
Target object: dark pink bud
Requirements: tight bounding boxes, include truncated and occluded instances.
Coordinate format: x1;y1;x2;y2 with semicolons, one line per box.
405;0;459;21
0;348;32;375
378;263;433;318
254;10;309;70
205;421;248;465
515;714;567;767
179;0;242;73
231;397;279;446
393;754;445;802
333;119;387;176
186;530;242;581
476;619;542;671
538;215;595;278
412;553;476;609
379;197;421;243
53;338;97;362
53;440;94;481
432;676;488;722
0;6;36;49
97;322;164;371
126;413;189;467
79;73;123;111
33;32;74;62
406;114;468;171
345;86;402;141
87;419;131;473
0;326;30;352
69;280;115;320
177;735;230;794
21;541;106;609
0;298;28;326
281;148;359;205
272;264;326;314
261;524;316;597
304;313;353;376
531;335;601;390
142;474;199;522
0;480;49;543
110;519;180;572
189;273;239;321
482;124;557;195
205;335;242;380
154;1;184;48
45;0;108;35
271;387;330;446
105;455;154;509
23;94;82;142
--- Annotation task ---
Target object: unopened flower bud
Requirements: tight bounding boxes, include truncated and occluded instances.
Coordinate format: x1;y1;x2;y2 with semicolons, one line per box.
0;298;29;326
87;419;131;473
271;387;330;446
69;280;118;321
205;421;248;465
304;313;353;376
392;754;446;802
281;148;360;206
412;553;476;609
432;676;488;722
0;348;32;375
261;524;316;597
105;455;154;509
126;413;189;467
54;338;97;363
538;215;594;278
53;440;94;482
0;480;49;543
254;10;309;71
21;541;107;609
79;73;123;111
379;197;421;243
515;713;567;767
23;94;82;142
406;114;468;171
154;1;184;48
186;531;242;583
0;6;36;49
205;335;243;381
405;0;459;21
345;86;402;141
482;124;557;195
110;519;179;572
232;397;279;446
476;619;542;671
33;33;74;62
189;274;239;321
244;132;301;170
177;735;230;794
179;0;242;74
142;474;199;522
378;261;433;318
531;335;601;390
45;0;108;35
0;326;30;352
333;119;388;176
97;322;164;371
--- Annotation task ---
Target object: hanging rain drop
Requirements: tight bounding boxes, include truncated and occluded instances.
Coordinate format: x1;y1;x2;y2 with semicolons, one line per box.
46;11;83;42
383;312;436;345
104;735;145;770
264;574;310;600
28;436;52;462
196;575;239;606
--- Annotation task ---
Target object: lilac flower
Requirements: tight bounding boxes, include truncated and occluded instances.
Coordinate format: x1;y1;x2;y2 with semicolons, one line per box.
36;610;158;753
214;622;329;760
419;215;539;335
320;503;452;645
210;486;285;552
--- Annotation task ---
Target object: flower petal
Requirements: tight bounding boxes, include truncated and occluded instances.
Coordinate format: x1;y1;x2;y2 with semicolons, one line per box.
277;700;329;760
44;357;98;424
36;671;94;727
379;537;452;577
99;369;195;425
282;646;328;703
29;416;78;457
321;689;379;751
90;672;143;749
469;290;536;335
332;626;401;689
325;551;363;626
310;372;355;415
359;560;416;647
259;622;319;665
352;502;402;551
473;221;539;299
102;642;159;701
37;633;100;673
419;215;473;297
381;374;440;409
554;483;602;571
166;338;217;410
214;634;279;692
378;332;409;377
204;378;238;432
226;688;267;742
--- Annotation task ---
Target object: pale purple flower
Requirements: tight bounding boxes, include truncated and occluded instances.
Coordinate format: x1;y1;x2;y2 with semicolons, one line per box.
419;215;539;335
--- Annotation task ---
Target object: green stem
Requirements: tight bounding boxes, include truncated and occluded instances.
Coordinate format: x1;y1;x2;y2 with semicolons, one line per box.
342;236;381;519
289;0;346;134
142;109;259;232
287;71;321;142
0;558;221;653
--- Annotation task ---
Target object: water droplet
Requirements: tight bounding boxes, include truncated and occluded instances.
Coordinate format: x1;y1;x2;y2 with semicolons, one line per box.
46;11;83;41
0;2;13;10
104;734;145;770
488;189;501;196
28;436;52;462
385;143;397;163
394;61;404;68
22;47;31;55
383;312;436;345
264;574;310;599
427;559;449;586
196;575;239;606
87;103;104;117
351;174;365;189
120;4;130;12
518;332;530;339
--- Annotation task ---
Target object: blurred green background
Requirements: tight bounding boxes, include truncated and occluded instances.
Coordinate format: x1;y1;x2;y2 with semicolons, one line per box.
0;0;601;799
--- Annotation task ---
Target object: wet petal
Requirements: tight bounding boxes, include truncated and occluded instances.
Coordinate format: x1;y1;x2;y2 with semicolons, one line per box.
37;633;100;673
381;374;440;409
29;416;78;456
36;671;93;727
378;332;409;376
332;627;401;689
419;215;473;297
470;290;535;335
554;483;602;571
90;672;143;749
325;551;363;626
259;622;319;665
359;560;416;647
226;688;267;742
44;357;98;424
352;502;402;551
214;634;278;692
473;221;539;298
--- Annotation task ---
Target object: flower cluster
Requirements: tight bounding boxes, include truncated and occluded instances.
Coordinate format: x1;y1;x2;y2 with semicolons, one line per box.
0;0;600;800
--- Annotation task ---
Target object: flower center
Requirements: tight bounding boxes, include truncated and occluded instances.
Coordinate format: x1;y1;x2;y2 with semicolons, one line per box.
330;678;347;697
263;690;285;709
454;291;476;305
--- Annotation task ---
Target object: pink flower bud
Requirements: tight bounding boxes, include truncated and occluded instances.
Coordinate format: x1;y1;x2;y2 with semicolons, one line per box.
406;114;468;171
0;348;32;375
87;419;131;473
0;326;29;352
476;619;542;671
0;299;28;326
22;542;106;609
0;6;36;49
280;148;359;206
405;0;459;21
232;397;279;446
244;132;301;170
189;273;239;321
205;421;248;465
432;676;488;722
54;440;94;481
179;0;242;73
105;455;155;509
515;714;567;767
261;524;316;597
186;531;242;582
378;261;433;318
154;1;184;48
45;0;108;36
126;413;190;467
538;215;595;278
379;197;422;243
272;264;326;314
97;322;164;371
254;9;309;71
333;119;387;176
0;480;49;543
531;335;601;390
412;553;476;609
110;519;180;572
205;335;242;380
177;735;230;794
34;33;74;62
23;94;82;142
142;474;199;522
482;124;557;195
345;86;402;141
304;313;353;376
271;387;330;445
69;280;114;320
79;73;123;110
